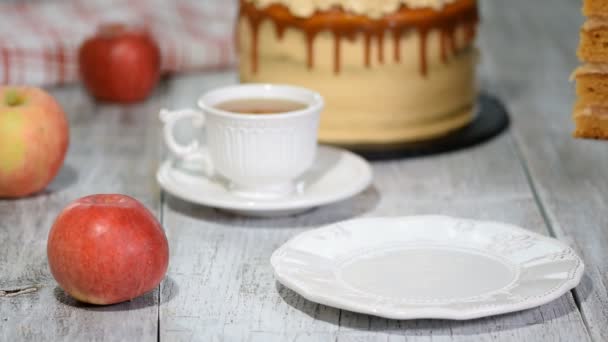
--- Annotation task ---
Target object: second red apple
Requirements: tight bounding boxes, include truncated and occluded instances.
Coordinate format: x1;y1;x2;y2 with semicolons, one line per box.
79;24;161;103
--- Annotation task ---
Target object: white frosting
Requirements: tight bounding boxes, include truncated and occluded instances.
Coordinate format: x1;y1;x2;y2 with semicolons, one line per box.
246;0;457;18
574;105;608;119
583;17;608;30
570;63;608;81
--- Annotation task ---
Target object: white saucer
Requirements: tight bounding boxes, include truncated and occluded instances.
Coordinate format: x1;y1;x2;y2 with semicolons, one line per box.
271;216;584;320
156;146;373;217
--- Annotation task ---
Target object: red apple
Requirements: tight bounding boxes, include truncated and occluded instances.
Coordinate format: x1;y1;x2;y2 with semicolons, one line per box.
79;23;161;103
0;86;69;198
47;194;169;305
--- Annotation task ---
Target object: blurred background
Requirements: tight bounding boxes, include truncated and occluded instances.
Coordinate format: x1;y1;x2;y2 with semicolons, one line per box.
0;0;238;87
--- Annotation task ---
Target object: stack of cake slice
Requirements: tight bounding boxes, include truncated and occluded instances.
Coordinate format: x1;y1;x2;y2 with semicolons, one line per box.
573;0;608;139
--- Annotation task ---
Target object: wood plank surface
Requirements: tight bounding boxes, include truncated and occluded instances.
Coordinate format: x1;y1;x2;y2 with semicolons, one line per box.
0;85;167;341
158;72;590;341
480;0;608;341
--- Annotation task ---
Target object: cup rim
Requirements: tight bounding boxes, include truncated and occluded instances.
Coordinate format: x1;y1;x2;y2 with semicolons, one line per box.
198;83;324;120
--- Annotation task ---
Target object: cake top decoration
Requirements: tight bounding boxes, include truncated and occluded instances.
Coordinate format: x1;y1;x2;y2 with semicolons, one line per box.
245;0;457;19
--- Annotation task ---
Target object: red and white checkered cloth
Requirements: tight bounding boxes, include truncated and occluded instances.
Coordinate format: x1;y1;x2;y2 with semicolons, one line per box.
0;0;237;86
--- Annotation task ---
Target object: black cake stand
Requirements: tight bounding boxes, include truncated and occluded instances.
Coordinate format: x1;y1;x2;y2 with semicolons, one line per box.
339;93;510;161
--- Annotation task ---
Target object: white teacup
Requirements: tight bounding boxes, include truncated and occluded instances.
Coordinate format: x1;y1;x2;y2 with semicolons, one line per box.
160;84;324;199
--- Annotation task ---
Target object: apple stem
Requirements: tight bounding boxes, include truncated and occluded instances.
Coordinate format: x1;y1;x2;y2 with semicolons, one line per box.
5;89;25;107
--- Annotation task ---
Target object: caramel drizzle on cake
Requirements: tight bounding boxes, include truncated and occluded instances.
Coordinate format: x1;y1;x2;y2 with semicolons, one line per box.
240;0;478;76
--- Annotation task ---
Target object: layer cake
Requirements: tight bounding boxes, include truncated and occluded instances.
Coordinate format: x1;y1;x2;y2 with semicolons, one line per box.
573;102;608;139
238;0;479;146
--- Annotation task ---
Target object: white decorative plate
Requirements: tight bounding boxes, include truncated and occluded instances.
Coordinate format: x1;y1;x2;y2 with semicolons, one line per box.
271;216;584;320
157;145;372;217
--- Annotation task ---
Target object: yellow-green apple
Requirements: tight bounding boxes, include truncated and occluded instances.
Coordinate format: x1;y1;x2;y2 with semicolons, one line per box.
0;86;69;198
47;194;169;305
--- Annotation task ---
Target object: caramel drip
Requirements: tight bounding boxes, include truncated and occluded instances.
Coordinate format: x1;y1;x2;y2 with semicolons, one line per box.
364;33;372;67
419;28;429;76
439;23;458;63
440;29;447;63
240;0;478;77
306;32;317;69
251;23;259;73
464;20;477;45
377;31;385;64
242;4;266;73
335;30;357;73
334;32;341;73
447;25;457;59
393;29;402;62
275;23;286;39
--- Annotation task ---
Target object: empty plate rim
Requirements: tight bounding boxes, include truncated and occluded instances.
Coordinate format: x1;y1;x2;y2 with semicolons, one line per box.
271;215;585;320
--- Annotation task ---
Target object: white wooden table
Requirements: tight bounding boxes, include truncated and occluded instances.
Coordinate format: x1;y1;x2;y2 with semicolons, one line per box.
1;0;606;341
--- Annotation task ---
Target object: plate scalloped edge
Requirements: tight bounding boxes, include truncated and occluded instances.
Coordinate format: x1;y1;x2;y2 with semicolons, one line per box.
270;215;585;320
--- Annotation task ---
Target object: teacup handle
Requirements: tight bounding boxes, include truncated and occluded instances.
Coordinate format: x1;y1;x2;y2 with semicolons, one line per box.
159;108;213;173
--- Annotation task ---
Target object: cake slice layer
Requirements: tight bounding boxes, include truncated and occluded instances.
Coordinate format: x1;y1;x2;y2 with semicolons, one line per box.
573;102;608;139
573;64;608;106
578;20;608;62
583;0;608;17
